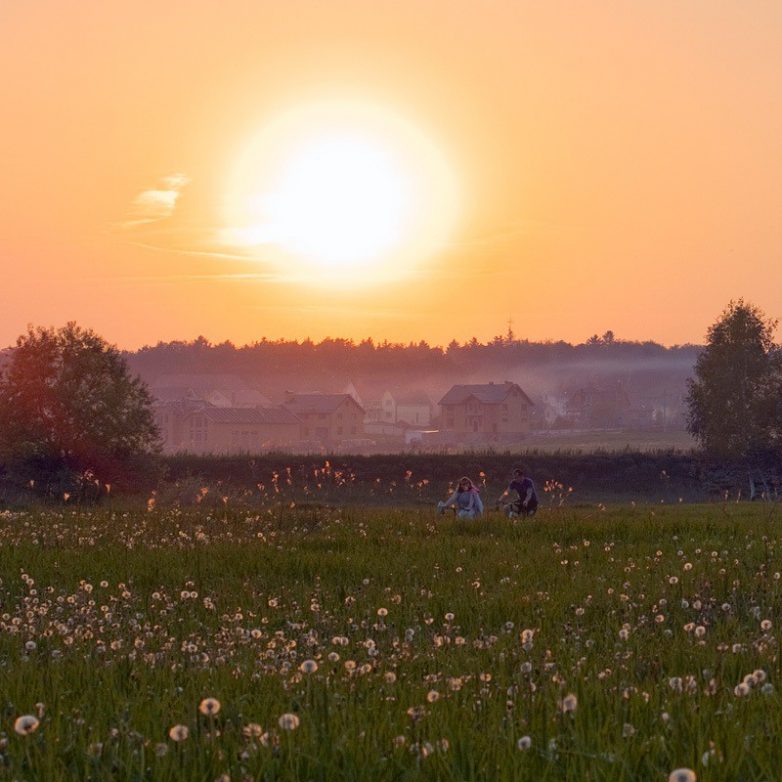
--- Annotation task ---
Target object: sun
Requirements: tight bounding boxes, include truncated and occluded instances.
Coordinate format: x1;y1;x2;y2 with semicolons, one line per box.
222;101;459;285
264;133;409;268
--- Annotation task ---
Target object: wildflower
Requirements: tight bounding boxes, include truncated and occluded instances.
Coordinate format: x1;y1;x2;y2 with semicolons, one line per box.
734;682;750;697
622;723;636;737
668;769;696;782
278;713;300;731
377;607;388;617
14;715;40;735
168;724;189;742
560;693;578;713
154;743;168;757
384;672;397;684
199;698;221;716
299;659;318;674
761;619;773;631
517;735;532;750
426;690;440;703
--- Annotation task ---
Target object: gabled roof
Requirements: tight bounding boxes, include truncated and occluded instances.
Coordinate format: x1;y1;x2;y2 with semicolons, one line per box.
190;406;301;425
439;382;534;406
284;393;364;414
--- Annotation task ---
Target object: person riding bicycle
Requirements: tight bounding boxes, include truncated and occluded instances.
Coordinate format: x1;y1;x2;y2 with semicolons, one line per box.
497;466;538;517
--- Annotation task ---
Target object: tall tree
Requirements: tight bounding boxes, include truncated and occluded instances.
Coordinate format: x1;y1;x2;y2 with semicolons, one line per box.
687;300;782;459
0;323;160;497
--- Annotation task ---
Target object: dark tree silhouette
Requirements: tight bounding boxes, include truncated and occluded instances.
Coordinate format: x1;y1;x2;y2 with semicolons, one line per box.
0;323;160;497
687;300;782;461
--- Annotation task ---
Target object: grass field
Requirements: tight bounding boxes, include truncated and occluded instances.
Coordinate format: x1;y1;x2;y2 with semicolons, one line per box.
1;501;781;780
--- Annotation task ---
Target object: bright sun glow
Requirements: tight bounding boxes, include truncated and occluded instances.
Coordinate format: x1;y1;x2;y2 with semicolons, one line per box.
223;101;459;286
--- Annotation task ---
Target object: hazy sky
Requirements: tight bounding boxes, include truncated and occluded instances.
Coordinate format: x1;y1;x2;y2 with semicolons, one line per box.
1;0;780;349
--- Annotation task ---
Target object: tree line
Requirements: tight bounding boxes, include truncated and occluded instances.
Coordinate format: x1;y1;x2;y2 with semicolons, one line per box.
126;333;700;380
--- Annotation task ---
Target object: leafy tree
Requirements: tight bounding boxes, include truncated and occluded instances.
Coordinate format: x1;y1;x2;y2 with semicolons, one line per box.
0;323;160;498
687;300;782;460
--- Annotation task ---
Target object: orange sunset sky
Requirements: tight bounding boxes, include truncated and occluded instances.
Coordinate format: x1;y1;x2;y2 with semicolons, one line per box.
1;1;780;349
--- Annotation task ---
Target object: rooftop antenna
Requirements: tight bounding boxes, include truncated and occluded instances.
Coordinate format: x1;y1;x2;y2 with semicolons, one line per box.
506;316;515;344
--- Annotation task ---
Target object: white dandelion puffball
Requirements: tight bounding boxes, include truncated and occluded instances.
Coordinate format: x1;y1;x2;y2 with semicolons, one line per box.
517;735;532;750
278;713;300;731
199;698;221;716
14;715;40;735
168;724;189;742
300;659;318;674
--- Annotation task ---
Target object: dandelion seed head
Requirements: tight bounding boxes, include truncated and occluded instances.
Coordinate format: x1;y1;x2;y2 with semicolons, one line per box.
199;697;221;716
14;715;40;735
168;724;189;742
278;713;300;731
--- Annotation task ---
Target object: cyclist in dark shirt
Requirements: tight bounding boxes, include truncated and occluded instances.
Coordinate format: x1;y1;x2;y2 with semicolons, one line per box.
497;467;538;517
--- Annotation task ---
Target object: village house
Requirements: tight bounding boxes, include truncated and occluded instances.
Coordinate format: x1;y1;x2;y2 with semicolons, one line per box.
395;391;433;427
365;390;432;427
283;393;365;445
438;381;533;440
180;405;301;454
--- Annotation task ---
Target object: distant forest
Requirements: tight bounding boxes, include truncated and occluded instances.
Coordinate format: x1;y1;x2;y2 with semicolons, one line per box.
125;334;700;415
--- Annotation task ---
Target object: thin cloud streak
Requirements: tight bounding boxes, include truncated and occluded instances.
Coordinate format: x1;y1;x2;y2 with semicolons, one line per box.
120;173;190;228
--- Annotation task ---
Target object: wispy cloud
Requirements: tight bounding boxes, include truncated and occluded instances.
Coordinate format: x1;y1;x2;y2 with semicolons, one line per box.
122;173;190;227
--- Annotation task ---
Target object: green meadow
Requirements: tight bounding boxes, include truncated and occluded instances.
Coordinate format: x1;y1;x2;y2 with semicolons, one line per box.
1;502;781;781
